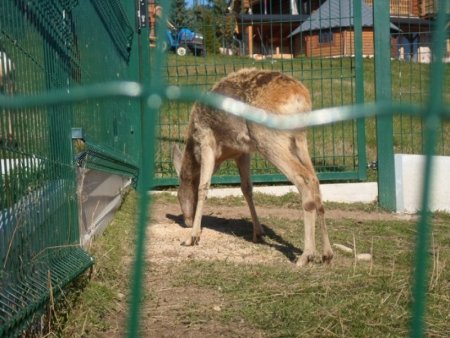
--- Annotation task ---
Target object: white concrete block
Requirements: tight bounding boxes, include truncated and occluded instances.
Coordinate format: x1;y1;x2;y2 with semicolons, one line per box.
177;182;378;204
395;154;450;213
320;182;378;203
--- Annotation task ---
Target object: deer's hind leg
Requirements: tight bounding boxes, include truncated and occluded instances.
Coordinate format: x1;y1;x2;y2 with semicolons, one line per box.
291;134;333;264
236;154;265;243
257;134;333;266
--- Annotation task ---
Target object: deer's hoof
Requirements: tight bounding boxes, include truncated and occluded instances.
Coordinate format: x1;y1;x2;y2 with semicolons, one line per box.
322;250;334;264
296;253;315;267
252;225;265;243
252;233;265;243
181;235;200;246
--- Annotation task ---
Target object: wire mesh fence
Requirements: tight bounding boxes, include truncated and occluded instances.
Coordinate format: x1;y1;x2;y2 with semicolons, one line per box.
152;0;450;188
0;1;140;335
151;0;369;186
140;0;450;336
388;3;450;156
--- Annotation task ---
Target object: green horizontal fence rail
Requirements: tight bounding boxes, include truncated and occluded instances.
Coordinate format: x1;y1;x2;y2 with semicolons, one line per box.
0;0;141;336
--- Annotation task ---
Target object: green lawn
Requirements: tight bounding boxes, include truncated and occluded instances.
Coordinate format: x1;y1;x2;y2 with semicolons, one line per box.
154;54;449;183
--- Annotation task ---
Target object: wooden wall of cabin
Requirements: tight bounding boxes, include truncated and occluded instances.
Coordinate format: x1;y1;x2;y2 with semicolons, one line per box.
299;29;398;58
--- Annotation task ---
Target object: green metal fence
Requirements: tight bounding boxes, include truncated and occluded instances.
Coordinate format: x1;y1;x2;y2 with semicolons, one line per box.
373;1;450;210
0;0;449;337
134;0;449;337
0;1;141;335
152;0;368;186
390;10;450;156
152;0;449;189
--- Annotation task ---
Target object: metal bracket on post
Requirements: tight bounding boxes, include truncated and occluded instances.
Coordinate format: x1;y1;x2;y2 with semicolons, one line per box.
72;127;86;160
136;0;147;32
71;127;85;141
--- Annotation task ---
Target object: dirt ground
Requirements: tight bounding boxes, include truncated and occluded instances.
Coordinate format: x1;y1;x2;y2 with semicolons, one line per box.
140;199;416;337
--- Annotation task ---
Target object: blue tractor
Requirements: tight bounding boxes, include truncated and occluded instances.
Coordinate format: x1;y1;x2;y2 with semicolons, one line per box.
165;23;205;56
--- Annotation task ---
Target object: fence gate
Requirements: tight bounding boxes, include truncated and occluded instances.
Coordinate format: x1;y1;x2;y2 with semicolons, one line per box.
152;0;367;186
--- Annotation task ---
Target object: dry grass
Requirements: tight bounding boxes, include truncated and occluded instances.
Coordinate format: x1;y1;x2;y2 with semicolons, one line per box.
44;191;450;337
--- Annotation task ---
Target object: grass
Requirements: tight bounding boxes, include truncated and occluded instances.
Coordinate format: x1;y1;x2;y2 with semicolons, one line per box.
47;190;450;337
173;259;413;336
161;196;449;337
44;190;137;337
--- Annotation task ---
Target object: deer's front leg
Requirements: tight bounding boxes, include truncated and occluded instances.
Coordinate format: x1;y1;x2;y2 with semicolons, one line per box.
317;207;333;263
297;207;317;267
181;145;215;246
236;154;265;242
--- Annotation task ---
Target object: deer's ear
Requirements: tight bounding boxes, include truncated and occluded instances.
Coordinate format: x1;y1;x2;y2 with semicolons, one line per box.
172;143;183;177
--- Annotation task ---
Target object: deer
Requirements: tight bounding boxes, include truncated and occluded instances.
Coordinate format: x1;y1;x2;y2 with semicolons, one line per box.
172;68;333;267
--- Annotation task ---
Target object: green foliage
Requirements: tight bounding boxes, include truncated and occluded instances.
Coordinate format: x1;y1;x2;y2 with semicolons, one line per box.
170;0;191;28
0;159;48;209
188;0;236;55
193;6;220;54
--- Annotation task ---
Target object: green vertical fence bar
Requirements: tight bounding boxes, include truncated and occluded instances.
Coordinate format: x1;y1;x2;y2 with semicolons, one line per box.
373;0;396;210
353;0;367;181
128;0;153;336
410;2;448;336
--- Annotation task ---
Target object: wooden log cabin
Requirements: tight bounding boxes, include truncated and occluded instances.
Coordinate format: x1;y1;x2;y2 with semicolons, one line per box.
287;0;401;58
229;0;446;60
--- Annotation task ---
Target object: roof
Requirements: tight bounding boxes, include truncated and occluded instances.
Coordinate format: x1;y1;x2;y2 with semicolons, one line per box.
237;14;309;24
390;16;432;27
289;0;400;37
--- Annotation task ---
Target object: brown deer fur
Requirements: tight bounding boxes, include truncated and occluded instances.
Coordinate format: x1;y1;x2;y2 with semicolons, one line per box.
172;68;333;266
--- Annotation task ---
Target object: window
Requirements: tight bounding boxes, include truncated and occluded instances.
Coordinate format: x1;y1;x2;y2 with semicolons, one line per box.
319;30;333;44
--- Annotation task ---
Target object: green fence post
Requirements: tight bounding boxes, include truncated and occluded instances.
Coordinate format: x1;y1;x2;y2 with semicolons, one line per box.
410;2;448;336
127;1;153;337
373;0;396;210
353;0;367;181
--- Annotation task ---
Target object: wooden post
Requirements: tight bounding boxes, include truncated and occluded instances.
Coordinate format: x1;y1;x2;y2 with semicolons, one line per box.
247;25;253;56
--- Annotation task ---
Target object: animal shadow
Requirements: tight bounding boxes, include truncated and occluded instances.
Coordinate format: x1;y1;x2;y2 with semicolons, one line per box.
166;213;303;262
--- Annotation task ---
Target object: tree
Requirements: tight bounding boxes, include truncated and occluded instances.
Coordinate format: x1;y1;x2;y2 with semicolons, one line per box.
212;0;235;51
189;0;236;55
169;0;190;28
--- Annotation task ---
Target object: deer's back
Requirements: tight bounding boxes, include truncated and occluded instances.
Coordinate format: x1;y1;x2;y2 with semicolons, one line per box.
188;68;311;155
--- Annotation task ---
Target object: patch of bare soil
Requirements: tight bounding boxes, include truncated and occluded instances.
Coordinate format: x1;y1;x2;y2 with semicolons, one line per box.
142;200;412;337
